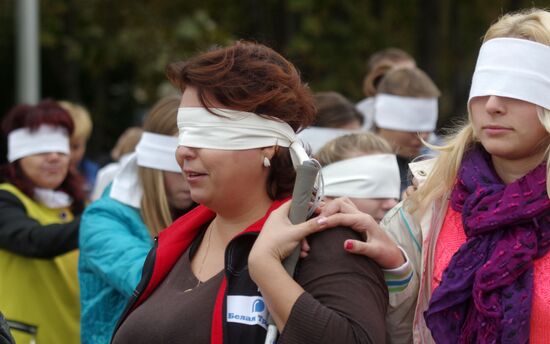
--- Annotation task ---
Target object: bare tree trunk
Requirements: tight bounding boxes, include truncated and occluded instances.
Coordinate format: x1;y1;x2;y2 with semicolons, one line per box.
506;0;522;12
416;0;440;80
448;0;469;124
370;0;384;20
60;0;81;101
273;0;290;51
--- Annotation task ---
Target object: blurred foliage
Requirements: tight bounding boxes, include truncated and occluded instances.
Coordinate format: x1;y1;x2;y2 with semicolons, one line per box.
1;0;550;160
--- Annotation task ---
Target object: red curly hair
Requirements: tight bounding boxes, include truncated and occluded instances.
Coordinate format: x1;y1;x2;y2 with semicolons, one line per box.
1;100;86;214
166;41;316;199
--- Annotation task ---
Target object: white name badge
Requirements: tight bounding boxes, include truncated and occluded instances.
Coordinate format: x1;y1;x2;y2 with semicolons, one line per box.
226;295;268;329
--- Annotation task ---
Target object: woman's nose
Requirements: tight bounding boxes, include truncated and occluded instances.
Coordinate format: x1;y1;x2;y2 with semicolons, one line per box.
176;146;197;166
485;95;506;116
46;152;63;161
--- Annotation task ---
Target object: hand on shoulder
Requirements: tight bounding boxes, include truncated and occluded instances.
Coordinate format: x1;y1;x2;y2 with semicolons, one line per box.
249;200;330;265
318;197;405;269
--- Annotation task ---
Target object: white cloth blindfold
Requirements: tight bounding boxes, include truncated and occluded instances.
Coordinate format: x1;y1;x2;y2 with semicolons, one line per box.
110;132;181;208
322;154;401;199
177;107;309;167
8;125;70;162
136;132;181;173
297;127;356;154
469;37;550;110
374;94;438;132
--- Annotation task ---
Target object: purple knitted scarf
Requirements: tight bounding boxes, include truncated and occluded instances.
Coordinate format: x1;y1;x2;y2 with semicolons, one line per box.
424;147;550;344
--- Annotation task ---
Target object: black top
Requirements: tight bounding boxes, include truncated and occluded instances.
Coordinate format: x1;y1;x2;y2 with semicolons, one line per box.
112;246;224;344
0;190;80;258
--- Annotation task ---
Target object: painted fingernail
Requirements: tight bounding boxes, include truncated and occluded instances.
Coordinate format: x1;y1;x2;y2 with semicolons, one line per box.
345;241;353;250
317;216;327;225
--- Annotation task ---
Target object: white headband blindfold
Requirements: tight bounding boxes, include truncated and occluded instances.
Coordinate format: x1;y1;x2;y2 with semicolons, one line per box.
374;94;438;132
322;154;400;199
297;127;356;154
110;132;181;208
177;107;309;167
469;37;550;110
136;132;181;173
8;125;70;162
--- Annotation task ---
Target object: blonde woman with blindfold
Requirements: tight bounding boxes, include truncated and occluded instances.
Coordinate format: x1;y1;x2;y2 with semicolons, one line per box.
304;8;550;344
111;41;388;344
79;96;195;344
316;133;400;224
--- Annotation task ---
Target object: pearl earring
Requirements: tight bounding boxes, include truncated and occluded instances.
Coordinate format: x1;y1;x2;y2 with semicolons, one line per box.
263;157;271;167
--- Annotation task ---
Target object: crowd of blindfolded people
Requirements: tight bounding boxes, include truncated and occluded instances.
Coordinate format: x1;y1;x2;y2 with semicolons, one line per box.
1;8;549;344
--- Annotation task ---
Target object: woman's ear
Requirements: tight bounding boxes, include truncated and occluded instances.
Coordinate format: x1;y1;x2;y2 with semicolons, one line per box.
260;146;276;160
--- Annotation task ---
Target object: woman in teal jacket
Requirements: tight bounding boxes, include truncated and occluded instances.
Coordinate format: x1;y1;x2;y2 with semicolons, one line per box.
78;96;195;344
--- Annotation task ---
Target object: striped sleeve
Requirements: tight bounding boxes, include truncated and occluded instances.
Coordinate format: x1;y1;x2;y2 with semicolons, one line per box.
382;246;413;293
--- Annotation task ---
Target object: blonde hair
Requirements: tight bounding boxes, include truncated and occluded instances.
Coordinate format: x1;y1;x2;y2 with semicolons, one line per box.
316;132;393;166
58;100;93;141
408;8;550;215
138;95;181;236
110;127;143;161
139;168;174;236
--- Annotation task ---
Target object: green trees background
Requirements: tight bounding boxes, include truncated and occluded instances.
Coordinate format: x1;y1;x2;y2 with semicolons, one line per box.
1;0;548;160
